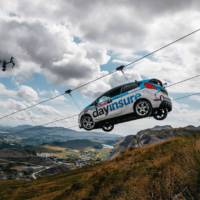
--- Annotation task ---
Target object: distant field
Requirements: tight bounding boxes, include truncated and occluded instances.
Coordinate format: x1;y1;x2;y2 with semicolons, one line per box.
41;144;111;160
43;145;66;152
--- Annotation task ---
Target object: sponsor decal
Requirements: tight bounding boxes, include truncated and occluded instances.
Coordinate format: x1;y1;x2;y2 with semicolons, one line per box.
92;93;141;118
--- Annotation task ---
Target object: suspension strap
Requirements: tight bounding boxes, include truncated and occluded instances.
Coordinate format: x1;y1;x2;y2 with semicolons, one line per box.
65;89;81;111
116;65;129;81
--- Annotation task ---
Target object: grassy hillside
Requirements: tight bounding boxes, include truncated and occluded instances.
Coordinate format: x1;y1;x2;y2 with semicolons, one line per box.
1;134;200;200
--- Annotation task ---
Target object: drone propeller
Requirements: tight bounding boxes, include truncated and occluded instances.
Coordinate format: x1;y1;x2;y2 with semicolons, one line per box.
10;57;15;68
1;57;15;71
2;60;7;71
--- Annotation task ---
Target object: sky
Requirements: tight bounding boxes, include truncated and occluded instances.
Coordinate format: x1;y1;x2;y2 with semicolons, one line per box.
0;0;200;135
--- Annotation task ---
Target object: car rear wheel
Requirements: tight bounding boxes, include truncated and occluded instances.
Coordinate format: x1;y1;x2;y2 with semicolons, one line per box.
102;122;114;132
153;108;168;120
81;115;95;130
134;99;152;117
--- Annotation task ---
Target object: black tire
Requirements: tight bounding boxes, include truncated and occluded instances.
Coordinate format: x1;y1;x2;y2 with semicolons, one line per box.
134;99;152;117
102;122;114;132
153;108;168;120
81;115;95;131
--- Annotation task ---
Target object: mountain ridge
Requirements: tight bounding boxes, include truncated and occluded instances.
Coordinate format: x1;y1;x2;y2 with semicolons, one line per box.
0;125;121;146
111;125;200;158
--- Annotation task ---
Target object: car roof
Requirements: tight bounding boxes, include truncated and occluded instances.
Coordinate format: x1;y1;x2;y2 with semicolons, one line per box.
98;79;162;97
87;79;162;107
98;81;138;98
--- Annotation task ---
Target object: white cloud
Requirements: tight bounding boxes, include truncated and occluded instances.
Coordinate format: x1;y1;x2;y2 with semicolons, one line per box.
1;1;200;94
17;85;39;102
0;82;74;126
36;104;62;116
0;83;16;97
0;15;111;91
80;78;111;99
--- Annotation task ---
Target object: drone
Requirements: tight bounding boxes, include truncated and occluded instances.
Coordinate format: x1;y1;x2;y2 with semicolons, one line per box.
0;57;15;71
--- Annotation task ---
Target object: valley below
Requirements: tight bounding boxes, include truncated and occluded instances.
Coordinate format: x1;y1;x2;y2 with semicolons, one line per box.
0;126;119;181
0;125;200;200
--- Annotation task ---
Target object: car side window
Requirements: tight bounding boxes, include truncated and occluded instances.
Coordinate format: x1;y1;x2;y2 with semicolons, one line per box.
96;87;121;104
95;86;123;105
121;82;138;93
97;96;109;103
108;87;122;98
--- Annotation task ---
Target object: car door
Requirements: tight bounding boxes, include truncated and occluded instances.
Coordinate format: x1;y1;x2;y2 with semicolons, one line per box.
120;82;140;115
95;86;122;121
107;86;123;118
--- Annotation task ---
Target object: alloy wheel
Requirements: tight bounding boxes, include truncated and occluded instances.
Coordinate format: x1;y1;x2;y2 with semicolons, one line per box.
153;108;168;120
82;115;95;130
135;100;151;117
102;122;114;132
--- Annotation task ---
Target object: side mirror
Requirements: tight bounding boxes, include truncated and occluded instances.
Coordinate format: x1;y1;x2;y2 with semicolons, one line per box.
96;96;112;106
163;82;168;88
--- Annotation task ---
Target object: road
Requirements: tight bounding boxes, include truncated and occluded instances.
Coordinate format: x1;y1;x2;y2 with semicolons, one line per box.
32;166;50;180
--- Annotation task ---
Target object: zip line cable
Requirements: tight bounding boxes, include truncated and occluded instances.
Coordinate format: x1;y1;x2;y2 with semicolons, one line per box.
166;74;200;88
42;92;200;130
0;28;200;121
20;91;200;132
0;73;200;122
10;91;200;135
72;27;200;92
124;28;200;68
174;92;200;101
42;91;200;128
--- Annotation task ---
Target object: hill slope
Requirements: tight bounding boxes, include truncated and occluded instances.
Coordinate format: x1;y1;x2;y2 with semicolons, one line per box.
111;125;200;157
1;134;200;200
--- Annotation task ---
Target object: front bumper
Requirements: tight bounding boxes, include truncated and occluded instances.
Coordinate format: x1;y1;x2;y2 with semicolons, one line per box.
78;114;82;128
159;100;172;112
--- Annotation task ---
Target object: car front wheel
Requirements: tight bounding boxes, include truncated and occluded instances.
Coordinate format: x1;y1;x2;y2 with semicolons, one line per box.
153;108;168;120
81;115;95;131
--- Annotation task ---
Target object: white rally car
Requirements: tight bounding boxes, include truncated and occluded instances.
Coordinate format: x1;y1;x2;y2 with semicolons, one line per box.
78;79;172;132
